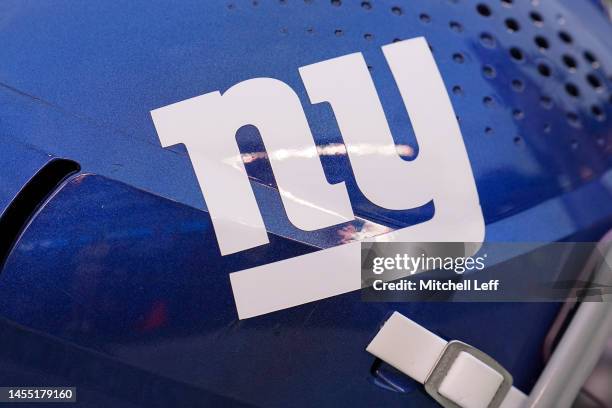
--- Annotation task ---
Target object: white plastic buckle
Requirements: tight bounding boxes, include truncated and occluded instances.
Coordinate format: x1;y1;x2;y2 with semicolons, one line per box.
424;341;513;408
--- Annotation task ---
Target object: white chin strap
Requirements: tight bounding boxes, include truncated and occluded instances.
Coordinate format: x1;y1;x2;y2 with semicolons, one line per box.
366;312;528;408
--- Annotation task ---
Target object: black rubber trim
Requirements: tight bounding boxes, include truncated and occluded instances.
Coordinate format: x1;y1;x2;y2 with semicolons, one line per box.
0;159;80;270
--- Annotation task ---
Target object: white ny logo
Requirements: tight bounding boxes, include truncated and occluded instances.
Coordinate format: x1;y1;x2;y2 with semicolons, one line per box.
151;37;484;318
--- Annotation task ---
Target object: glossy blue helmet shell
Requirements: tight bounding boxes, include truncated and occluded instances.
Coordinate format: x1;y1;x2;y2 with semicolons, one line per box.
0;1;610;407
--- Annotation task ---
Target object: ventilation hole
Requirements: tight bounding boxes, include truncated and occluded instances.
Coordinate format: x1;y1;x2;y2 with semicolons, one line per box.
453;53;465;63
0;159;80;269
586;73;603;91
392;38;402;43
543;123;552;133
513;109;525;120
591;105;606;121
252;0;259;6
512;79;525;92
583;51;600;68
513;136;523;146
280;27;288;34
537;63;552;77
562;54;578;71
391;6;403;15
452;85;464;95
505;18;520;32
364;33;373;41
476;4;492;17
501;0;513;7
530;11;544;26
510;47;524;62
334;29;343;36
566;111;581;127
331;0;341;6
565;83;580;97
306;27;314;34
559;31;573;44
361;1;372;10
483;96;495;107
480;33;496;48
367;65;373;71
227;3;235;10
483;65;496;78
534;36;549;50
450;21;463;32
540;95;553;109
485;126;494;135
420;13;431;23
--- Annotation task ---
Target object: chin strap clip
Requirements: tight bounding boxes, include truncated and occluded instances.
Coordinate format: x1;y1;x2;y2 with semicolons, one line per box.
366;312;527;408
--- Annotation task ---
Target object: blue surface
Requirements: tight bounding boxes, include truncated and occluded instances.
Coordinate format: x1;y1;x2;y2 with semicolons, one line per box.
0;0;611;406
0;0;609;226
0;174;573;407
